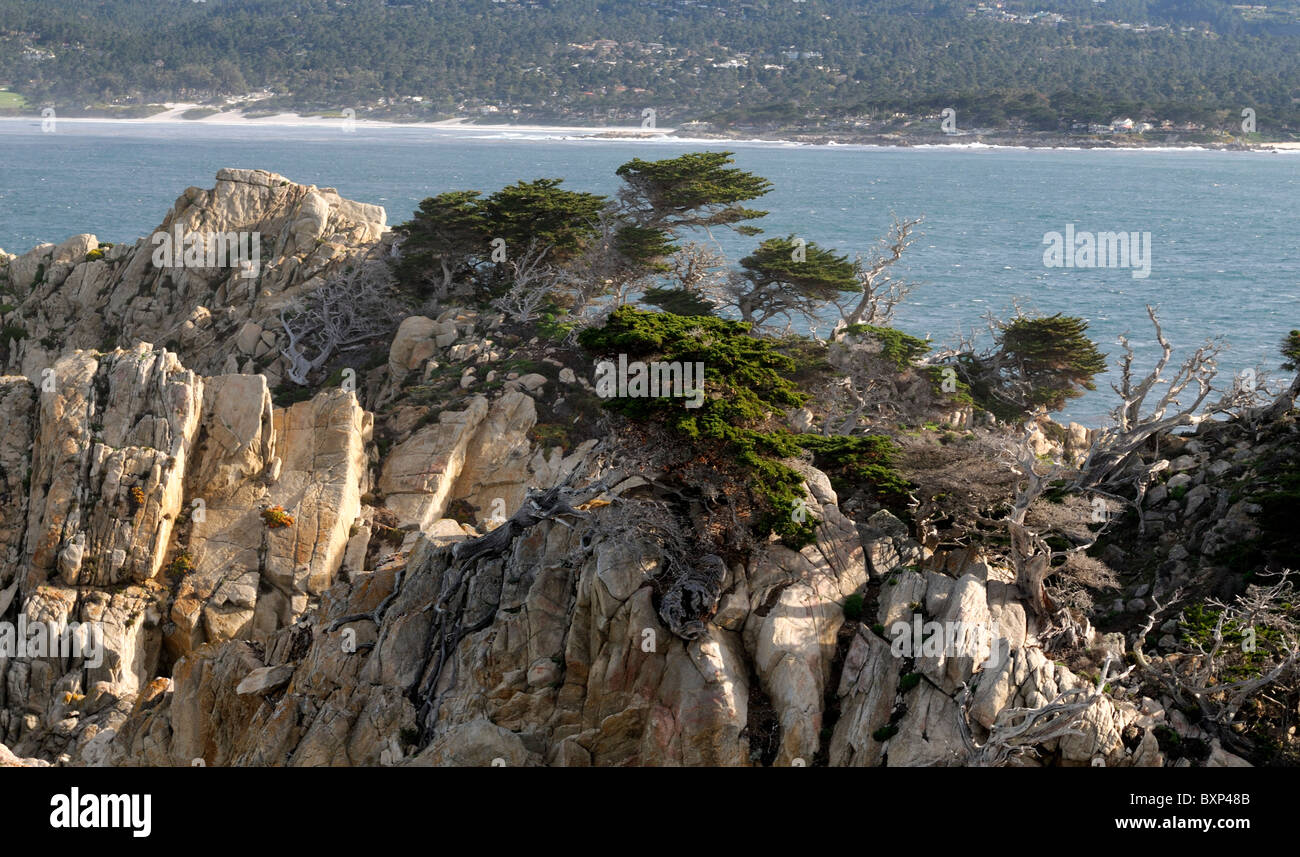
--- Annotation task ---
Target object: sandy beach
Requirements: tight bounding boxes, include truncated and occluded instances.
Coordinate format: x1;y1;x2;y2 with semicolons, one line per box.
41;102;681;136
3;103;1296;152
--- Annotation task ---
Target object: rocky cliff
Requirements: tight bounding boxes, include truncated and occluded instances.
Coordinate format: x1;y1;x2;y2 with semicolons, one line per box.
0;170;1287;767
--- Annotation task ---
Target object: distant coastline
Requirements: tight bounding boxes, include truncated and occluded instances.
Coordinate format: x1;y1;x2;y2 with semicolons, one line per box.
680;126;1300;153
2;103;1298;152
0;103;672;135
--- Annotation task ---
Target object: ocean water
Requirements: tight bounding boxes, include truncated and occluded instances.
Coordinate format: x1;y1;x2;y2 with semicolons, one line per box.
1;118;1297;425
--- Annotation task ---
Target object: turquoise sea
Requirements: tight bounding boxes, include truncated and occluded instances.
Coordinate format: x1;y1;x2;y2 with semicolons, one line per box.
1;118;1297;424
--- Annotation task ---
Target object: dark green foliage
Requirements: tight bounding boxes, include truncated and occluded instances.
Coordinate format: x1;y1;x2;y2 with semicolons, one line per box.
393;190;488;293
481;178;607;263
873;724;899;742
641;286;716;317
10;0;1300;139
923;364;975;405
614;151;771;235
393;153;770;309
957;313;1107;420
844;324;929;371
578;306;806;424
613;152;771;285
529;422;571;452
774;336;835;387
1153;725;1210;762
1282;329;1300;371
842;593;865;622
613;225;676;271
740;237;857;297
271;383;314;408
578;306;819;546
735;236;859;327
393;179;606;296
0;322;26;363
998;314;1107;410
535;303;579;342
898;672;922;692
796;434;910;502
1180;603;1288;682
1241;434;1300;575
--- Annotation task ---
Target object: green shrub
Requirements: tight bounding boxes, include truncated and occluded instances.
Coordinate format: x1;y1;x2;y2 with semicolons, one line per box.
529;422;571;451
167;551;194;577
843;324;929;371
970;314;1106;420
797;434;910;501
924;364;975;405
1282;329;1300;371
842;593;865;622
579;306;818;547
272;383;314;408
1181;603;1285;681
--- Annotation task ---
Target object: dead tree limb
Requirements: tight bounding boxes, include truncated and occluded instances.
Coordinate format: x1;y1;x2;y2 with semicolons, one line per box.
1079;305;1261;489
278;260;408;384
958;658;1130;766
835;214;924;327
490;240;555;323
1132;574;1300;751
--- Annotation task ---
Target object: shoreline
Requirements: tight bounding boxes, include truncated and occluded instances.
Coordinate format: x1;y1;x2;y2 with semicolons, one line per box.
0;103;678;136
1;105;1297;153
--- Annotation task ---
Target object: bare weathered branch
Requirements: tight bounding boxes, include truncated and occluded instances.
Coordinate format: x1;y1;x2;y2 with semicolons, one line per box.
278;260;408;385
835;214;924;327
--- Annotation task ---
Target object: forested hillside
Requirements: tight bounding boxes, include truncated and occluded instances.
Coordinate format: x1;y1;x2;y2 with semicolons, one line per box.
2;0;1299;132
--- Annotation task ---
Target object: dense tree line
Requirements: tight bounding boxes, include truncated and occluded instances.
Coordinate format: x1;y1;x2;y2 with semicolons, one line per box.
3;0;1297;131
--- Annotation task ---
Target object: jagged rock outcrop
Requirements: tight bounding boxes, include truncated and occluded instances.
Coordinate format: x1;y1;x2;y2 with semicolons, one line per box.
92;458;865;767
4;169;1272;768
0;169;387;385
24;345;202;589
0;342;374;759
83;453;1225;768
169;380;371;657
831;517;1166;768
